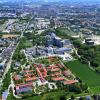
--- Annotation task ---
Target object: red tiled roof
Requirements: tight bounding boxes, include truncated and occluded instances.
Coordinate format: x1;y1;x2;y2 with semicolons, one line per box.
51;72;61;77
34;64;38;67
51;68;60;72
47;66;58;69
42;72;47;77
25;77;37;82
16;82;33;90
25;74;34;77
56;64;64;68
43;67;47;72
24;70;33;73
36;67;47;78
38;67;47;73
63;80;78;85
36;68;43;77
13;75;21;81
52;77;65;81
63;70;71;76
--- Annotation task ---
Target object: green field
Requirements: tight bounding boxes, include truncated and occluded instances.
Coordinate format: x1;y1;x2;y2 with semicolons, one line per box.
66;60;100;87
91;86;100;94
24;40;33;47
56;28;79;36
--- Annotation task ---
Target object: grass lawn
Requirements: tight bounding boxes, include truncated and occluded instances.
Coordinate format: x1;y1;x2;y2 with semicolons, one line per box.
7;90;92;100
56;28;79;36
66;60;100;87
7;90;69;100
90;86;100;94
24;40;33;47
2;69;11;91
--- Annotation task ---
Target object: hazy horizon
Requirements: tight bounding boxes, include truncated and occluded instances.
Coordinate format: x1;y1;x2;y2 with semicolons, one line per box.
0;0;100;3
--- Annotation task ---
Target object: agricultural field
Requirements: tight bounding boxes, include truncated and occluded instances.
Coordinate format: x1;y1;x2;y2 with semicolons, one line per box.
66;60;100;88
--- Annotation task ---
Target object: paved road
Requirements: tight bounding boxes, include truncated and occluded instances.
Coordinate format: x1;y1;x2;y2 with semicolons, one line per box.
20;16;34;38
0;43;16;60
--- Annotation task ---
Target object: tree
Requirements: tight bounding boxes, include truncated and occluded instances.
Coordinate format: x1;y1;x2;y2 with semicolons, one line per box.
91;60;99;68
49;98;54;100
69;84;82;93
92;95;98;100
72;40;81;48
79;56;88;64
80;83;88;91
95;66;100;73
79;97;84;100
60;95;66;100
70;95;75;100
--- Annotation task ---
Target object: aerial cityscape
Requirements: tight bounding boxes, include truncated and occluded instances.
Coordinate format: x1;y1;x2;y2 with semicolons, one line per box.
0;0;100;100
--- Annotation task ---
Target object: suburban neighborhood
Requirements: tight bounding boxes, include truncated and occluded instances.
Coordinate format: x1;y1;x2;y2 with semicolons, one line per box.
0;0;100;100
